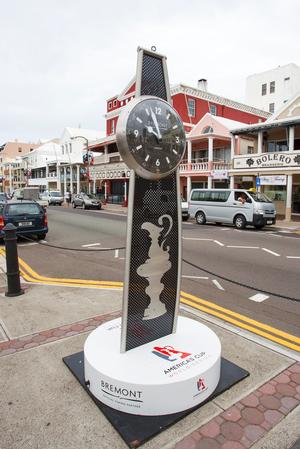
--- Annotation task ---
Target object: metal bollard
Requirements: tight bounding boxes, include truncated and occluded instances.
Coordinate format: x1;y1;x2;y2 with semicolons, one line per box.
3;223;24;297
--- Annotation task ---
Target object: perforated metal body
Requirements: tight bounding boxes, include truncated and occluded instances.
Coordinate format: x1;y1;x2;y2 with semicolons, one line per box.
120;48;182;352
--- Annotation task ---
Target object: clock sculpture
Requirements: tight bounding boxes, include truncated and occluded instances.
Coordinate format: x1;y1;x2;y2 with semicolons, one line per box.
83;47;221;416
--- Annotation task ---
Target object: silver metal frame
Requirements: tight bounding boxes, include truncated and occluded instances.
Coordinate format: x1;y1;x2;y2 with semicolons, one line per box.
120;169;135;352
119;47;182;352
116;96;185;180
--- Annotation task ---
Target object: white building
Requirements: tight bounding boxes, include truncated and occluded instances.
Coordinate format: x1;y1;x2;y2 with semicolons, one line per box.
245;63;300;114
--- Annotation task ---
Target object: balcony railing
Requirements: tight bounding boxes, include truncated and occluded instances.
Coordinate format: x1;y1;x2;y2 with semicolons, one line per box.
179;161;231;173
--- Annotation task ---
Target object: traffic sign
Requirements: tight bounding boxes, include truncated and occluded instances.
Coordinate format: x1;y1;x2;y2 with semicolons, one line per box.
256;177;261;187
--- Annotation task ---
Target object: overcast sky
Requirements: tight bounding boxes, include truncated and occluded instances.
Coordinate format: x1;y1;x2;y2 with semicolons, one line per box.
1;0;299;144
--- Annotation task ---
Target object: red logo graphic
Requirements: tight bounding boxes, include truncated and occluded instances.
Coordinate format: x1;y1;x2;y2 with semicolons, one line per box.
152;345;191;362
197;377;206;391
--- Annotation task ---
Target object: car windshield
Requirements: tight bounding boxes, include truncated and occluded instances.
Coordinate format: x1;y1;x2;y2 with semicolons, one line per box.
7;204;41;216
50;192;61;197
247;191;272;203
83;194;95;199
0;193;7;200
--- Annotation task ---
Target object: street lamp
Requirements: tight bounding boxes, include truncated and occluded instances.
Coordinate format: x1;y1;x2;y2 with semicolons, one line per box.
71;135;92;194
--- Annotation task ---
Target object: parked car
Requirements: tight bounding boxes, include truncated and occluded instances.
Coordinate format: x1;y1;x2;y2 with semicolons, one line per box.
72;194;102;210
181;198;190;221
12;187;48;208
0;193;9;202
0;200;48;239
40;190;64;206
189;188;276;229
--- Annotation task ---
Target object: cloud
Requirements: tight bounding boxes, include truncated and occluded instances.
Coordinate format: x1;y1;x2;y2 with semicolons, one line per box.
0;0;299;142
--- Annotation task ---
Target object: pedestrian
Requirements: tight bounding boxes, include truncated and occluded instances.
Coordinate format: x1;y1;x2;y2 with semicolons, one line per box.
65;190;71;207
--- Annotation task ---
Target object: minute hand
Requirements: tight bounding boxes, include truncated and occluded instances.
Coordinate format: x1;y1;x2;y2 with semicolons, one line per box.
150;109;162;140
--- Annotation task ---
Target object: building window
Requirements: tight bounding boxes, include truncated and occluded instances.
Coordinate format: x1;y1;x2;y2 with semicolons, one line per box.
269;103;275;113
247;146;255;154
284;77;290;81
261;83;267;96
202;126;214;134
209;104;217;116
187;98;196;117
69;143;72;153
61;145;64;155
18;147;22;152
108;102;112;110
113;100;117;107
111;120;115;134
270;81;275;93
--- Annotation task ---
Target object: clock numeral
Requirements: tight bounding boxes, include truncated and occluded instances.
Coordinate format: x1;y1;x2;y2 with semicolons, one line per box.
175;136;180;143
134;130;139;137
155;107;161;115
166;113;170;120
156;159;160;167
172;149;178;155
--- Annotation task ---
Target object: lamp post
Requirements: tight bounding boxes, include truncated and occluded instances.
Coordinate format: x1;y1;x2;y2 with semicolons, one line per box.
71;135;91;194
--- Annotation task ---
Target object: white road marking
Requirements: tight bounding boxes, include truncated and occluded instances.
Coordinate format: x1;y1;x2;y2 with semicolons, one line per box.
227;245;259;249
82;243;101;247
214;240;224;246
212;279;225;291
18;242;38;247
183;238;212;241
249;293;269;302
182;275;209;279
115;249;119;258
262;248;280;257
286;256;300;259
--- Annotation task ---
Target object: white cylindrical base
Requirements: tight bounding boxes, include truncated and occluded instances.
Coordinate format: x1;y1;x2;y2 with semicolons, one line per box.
84;316;221;416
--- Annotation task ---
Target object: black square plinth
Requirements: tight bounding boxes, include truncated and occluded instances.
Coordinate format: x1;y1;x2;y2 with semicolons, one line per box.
63;352;249;448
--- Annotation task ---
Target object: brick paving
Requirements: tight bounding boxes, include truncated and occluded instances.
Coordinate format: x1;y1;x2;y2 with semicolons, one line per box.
1;309;299;448
0;310;120;357
173;362;300;449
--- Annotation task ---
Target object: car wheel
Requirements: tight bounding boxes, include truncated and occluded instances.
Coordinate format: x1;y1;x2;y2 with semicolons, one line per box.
195;211;206;225
72;202;76;208
37;233;46;240
234;214;247;229
98;204;102;210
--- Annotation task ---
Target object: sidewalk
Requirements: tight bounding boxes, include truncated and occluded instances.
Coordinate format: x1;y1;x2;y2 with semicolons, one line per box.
0;256;299;449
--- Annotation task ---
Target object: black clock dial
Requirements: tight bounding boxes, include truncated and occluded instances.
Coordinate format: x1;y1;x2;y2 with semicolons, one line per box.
117;97;186;180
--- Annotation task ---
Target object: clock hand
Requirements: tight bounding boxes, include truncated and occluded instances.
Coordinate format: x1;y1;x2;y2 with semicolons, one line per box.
145;125;159;139
150;108;162;140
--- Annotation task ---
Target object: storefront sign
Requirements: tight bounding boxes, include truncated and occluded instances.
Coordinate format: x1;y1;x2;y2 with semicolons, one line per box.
234;151;300;169
211;169;228;179
260;175;287;185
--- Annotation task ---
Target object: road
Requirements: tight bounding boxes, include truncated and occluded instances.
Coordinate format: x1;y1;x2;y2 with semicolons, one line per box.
10;206;300;338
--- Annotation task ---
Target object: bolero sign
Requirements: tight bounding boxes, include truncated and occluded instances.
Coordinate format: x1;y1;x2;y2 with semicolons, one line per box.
234;151;300;169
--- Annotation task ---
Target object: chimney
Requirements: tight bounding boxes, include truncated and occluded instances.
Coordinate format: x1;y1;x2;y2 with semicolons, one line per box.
198;79;208;91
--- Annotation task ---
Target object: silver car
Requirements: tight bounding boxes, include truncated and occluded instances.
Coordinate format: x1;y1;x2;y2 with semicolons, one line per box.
72;193;102;210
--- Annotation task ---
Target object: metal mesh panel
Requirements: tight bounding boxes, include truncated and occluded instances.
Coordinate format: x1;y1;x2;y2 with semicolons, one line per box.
140;54;167;101
125;172;179;351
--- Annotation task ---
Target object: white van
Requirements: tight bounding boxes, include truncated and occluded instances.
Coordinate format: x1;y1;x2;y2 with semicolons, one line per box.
189;189;276;229
40;190;64;206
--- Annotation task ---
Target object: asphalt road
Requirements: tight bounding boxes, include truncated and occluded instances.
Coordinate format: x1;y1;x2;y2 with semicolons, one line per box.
11;205;300;338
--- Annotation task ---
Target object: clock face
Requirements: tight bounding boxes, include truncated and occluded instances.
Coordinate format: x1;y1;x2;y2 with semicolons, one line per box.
117;97;186;180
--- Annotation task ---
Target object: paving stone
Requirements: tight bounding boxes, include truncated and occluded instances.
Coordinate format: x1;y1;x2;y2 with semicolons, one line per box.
64;331;78;337
291;373;300;384
70;324;84;332
175;436;197;449
240;436;252;448
18;334;38;342
241;393;259;408
221;422;243;441
274;372;290;383
264;409;284;425
200;420;220;438
261;420;273;431
216;434;226;445
52;329;66;337
244;424;265;442
222;442;245;449
215;416;224;425
195;437;220;449
289;363;300;374
281;396;299;412
259;383;276;395
0;348;17;356
11;340;26;349
259;394;281;410
84;325;96;331
31;334;47;343
276;383;296;397
296;385;300;394
23;342;37;349
0;341;12;349
221;406;241;422
190;431;202;442
238;419;247;428
241;407;264;425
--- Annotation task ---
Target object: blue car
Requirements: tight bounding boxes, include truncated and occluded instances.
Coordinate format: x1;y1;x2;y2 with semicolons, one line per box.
0;200;48;240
